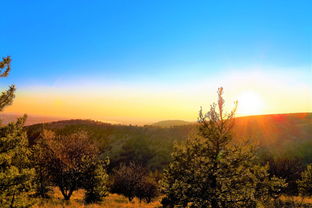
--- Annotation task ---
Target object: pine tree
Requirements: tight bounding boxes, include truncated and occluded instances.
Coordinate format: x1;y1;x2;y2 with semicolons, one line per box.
30;129;55;198
0;56;34;207
83;158;110;204
297;164;312;197
161;88;286;208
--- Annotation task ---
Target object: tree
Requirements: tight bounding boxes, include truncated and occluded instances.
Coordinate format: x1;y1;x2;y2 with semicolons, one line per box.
83;158;110;204
267;155;304;195
111;162;146;201
38;130;109;201
297;164;312;197
0;57;15;111
0;56;34;207
116;136;155;167
135;176;159;203
161;88;286;208
111;162;159;203
30;129;55;198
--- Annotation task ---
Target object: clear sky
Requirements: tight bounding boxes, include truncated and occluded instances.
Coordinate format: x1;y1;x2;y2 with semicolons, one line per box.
1;0;311;124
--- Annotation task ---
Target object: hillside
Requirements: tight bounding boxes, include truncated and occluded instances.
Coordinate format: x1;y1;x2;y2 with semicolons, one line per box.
26;113;312;170
152;120;192;127
0;113;64;125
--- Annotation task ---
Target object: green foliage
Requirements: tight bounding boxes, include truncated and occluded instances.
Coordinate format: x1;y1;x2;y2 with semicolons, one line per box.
0;56;34;208
135;176;159;203
160;88;286;208
264;154;304;195
83;159;110;204
0;56;15;112
26;113;312;174
30;130;55;198
26;120;194;171
116;136;155;167
0;116;34;207
297;164;312;197
35;130;109;201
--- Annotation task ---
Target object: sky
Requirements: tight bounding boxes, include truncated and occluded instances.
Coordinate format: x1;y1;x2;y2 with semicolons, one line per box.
0;0;311;124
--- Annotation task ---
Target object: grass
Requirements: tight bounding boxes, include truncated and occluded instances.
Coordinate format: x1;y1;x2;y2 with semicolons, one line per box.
32;188;312;208
279;196;312;207
32;188;162;208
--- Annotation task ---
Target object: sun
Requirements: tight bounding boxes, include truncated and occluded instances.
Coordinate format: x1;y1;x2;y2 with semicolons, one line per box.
237;91;265;116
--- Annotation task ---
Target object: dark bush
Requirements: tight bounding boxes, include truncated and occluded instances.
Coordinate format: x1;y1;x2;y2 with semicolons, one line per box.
111;162;159;203
136;176;159;203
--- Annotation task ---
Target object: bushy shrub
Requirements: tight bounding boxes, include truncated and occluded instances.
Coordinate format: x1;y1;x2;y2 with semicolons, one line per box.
111;162;159;203
136;176;159;203
83;159;110;204
34;130;109;201
297;164;312;197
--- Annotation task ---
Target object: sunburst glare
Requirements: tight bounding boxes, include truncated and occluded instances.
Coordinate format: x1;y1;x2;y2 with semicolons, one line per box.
237;91;265;116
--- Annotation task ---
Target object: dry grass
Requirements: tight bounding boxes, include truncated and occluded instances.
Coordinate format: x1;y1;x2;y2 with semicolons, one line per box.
280;195;312;207
32;188;162;208
32;188;312;208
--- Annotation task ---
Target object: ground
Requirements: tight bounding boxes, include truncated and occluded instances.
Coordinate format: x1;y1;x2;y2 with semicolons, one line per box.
33;188;162;208
32;187;312;208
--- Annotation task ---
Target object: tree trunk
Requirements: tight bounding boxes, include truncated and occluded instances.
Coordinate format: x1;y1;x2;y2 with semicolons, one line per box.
60;186;74;200
210;166;219;208
10;192;15;208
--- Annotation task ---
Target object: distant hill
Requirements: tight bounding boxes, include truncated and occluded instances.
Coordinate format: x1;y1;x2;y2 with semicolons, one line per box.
152;113;312;145
0;113;64;125
233;113;312;146
25;113;312;170
152;120;192;127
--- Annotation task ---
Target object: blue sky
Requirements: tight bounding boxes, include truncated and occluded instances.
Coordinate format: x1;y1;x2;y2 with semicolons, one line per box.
0;0;311;123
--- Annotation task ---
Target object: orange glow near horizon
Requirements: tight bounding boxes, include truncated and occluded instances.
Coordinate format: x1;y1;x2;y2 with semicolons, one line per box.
3;69;311;125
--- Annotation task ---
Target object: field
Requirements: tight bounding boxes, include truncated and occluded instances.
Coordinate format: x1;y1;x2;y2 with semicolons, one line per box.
32;188;312;208
33;188;161;208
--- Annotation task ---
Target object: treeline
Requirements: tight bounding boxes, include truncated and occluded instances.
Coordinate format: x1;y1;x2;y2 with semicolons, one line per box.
1;56;312;208
26;119;195;171
25;113;312;173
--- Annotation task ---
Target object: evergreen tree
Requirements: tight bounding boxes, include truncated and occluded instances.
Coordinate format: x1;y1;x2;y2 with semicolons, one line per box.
297;164;312;197
0;56;34;207
30;129;55;198
161;88;286;208
83;158;110;204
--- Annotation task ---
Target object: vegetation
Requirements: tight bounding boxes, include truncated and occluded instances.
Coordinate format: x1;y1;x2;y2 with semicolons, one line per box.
32;130;109;201
33;188;162;208
160;88;286;207
1;56;312;207
0;56;34;207
111;162;159;203
298;164;312;197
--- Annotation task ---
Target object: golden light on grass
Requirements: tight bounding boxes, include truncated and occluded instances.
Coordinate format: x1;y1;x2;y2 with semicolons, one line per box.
33;188;162;208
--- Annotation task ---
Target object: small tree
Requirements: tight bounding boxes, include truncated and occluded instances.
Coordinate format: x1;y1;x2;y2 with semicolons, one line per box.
38;130;109;201
0;56;34;207
135;176;159;203
267;156;304;195
83;159;110;204
297;164;312;197
111;162;146;201
111;162;159;203
30;129;55;198
161;88;286;208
